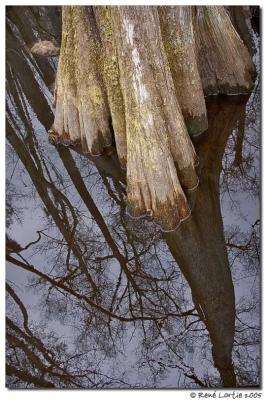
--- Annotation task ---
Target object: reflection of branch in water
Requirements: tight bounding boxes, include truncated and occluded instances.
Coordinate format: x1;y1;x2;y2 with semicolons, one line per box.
7;83;259;387
56;146;143;297
6;6;61;84
7;254;191;323
6;55;200;388
6;120;100;300
233;113;245;168
221;77;260;200
6;283;132;388
6;24;54;129
5;8;260;387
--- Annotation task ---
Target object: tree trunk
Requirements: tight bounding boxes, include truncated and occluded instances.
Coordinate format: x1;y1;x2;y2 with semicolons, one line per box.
51;5;255;231
6;6;259;388
193;6;256;95
158;6;208;136
110;6;198;230
229;6;256;56
93;6;127;168
53;6;113;153
165;97;248;387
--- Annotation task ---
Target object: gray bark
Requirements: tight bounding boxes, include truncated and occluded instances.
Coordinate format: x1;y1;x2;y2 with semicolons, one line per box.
49;5;256;231
193;6;256;95
159;6;208;136
111;6;198;230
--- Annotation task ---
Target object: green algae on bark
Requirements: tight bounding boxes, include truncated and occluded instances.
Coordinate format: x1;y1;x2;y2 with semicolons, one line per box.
94;6;127;168
51;5;256;231
53;6;112;155
159;6;208;137
111;6;198;230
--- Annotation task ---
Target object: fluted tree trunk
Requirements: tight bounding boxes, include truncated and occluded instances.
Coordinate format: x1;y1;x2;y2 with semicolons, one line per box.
158;6;208;136
193;6;255;95
229;6;256;56
110;6;199;230
53;7;113;151
50;5;255;231
6;6;259;388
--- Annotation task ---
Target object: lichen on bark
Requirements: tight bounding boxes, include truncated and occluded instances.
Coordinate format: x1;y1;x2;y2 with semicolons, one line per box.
50;5;256;231
94;6;127;168
53;6;112;155
159;6;208;137
111;6;198;230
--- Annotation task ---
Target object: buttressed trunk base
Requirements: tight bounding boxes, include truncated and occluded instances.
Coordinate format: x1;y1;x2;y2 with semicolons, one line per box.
51;5;255;231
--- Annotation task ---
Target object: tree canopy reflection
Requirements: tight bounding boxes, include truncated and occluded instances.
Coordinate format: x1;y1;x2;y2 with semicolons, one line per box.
6;6;260;389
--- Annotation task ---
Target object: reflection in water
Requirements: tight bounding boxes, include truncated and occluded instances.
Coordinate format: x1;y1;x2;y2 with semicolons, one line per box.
6;7;260;389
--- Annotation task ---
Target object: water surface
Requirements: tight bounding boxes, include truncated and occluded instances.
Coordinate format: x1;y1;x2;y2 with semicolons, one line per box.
6;7;260;389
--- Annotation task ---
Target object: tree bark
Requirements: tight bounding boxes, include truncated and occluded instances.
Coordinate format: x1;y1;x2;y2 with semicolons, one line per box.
50;5;255;231
53;6;113;153
6;7;258;388
94;6;127;168
229;6;256;56
159;6;208;136
111;6;198;230
193;6;256;95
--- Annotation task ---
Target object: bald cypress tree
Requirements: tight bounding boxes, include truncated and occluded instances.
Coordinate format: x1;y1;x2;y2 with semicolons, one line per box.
50;5;255;230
